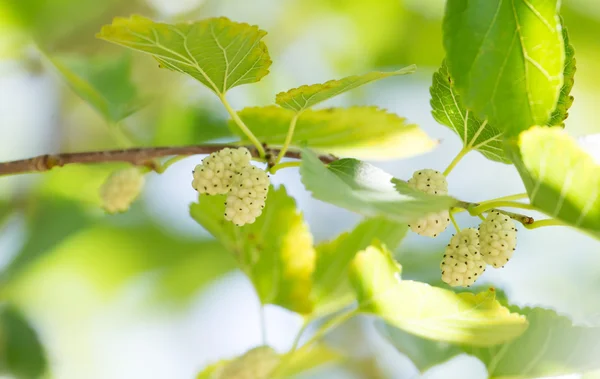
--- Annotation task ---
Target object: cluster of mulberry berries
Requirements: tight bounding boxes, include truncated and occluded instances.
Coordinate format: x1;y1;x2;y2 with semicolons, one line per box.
441;212;518;287
192;147;269;226
406;169;518;288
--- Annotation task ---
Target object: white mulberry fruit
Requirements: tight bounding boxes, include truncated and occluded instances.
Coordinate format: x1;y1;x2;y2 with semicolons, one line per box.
224;165;270;226
441;228;486;287
408;210;451;237
407;169;448;195
192;147;252;195
479;212;517;268
407;169;450;237
99;168;145;213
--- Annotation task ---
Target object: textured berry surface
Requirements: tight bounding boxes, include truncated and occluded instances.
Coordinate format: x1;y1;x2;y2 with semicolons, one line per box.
480;212;518;268
219;346;279;379
407;169;448;195
224;165;270;226
409;210;450;237
441;228;486;287
99;168;144;213
192;147;252;195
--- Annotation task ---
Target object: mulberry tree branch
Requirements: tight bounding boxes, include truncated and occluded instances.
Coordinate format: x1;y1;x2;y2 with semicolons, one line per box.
0;144;338;177
455;200;535;226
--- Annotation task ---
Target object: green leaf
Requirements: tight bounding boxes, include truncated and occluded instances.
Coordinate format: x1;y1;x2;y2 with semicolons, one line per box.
300;150;456;222
212;346;280;379
50;53;146;123
275;65;416;112
506;126;600;239
382;307;600;378
279;344;342;377
430;61;509;163
233;106;436;160
0;305;47;379
190;186;316;314
443;0;564;135
312;217;408;316
349;244;528;346
97;15;271;94
548;21;576;127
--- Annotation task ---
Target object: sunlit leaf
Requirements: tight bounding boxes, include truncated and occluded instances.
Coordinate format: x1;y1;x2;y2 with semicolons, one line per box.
548;21;576;127
275;65;416;112
443;0;564;135
506;126;600;239
430;61;509;163
312;217;408;316
0;305;47;379
233;106;436;160
50;53;147;123
190;186;316;314
300;150;456;222
349;244;528;346
211;346;279;379
97;15;271;94
382;307;600;378
279;344;342;377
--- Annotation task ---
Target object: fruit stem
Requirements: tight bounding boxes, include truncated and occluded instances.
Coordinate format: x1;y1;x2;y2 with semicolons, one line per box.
275;113;300;165
449;211;460;232
443;147;469;176
469;200;536;215
523;218;566;229
486;193;529;202
219;94;266;158
155;155;190;173
270;161;301;173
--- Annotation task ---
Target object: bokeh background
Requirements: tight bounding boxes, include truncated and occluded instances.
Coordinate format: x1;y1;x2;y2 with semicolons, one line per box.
0;0;599;378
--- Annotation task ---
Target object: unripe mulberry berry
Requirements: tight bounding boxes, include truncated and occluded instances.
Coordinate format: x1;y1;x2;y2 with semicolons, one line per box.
408;210;451;237
99;168;144;213
441;228;486;287
192;147;252;195
407;169;448;195
479;212;517;268
224;165;270;226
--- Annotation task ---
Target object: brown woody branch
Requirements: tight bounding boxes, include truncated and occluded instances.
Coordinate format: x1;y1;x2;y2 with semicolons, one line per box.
0;144;338;176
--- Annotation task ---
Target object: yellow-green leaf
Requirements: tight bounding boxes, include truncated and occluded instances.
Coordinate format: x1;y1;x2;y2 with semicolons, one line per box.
189;186;316;314
506;126;600;239
278;344;342;377
312;217;408;316
233;106;436;160
97;15;271;94
275;65;416;112
349;244;528;346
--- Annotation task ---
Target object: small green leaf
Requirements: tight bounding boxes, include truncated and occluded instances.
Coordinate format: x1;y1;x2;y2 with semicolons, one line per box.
50;53;146;123
443;0;564;135
97;15;271;94
548;21;576;127
349;244;528;346
312;217;408;316
0;305;47;379
506;126;600;239
190;186;316;314
275;65;416;112
430;61;509;163
233;106;436;160
300;150;456;222
382;307;600;378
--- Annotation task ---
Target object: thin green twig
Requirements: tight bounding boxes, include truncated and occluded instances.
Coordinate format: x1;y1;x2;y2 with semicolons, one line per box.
469;200;536;215
275;113;300;165
523;218;567;229
449;211;460;232
270;161;301;173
